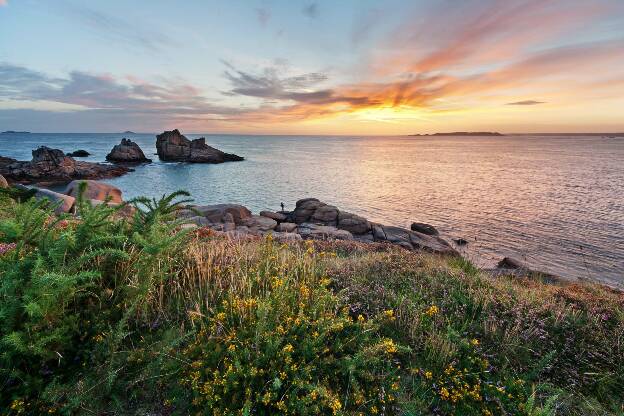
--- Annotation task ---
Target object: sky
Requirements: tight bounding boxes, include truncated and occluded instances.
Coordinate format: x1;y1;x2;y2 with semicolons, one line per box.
1;0;624;134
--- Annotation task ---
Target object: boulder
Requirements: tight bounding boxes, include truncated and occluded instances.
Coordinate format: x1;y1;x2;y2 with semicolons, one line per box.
372;224;458;255
260;210;287;221
293;198;326;223
410;222;439;236
409;231;458;256
192;204;252;224
297;223;353;240
374;225;413;249
276;222;297;233
242;215;277;232
32;188;75;214
67;150;90;157
0;174;8;188
311;205;339;225
106;138;151;163
155;129;243;163
337;211;370;235
64;180;123;203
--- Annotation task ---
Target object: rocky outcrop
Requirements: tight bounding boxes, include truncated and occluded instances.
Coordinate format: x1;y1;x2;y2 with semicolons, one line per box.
189;204;252;224
0;147;131;185
297;223;353;240
0;174;8;188
67;150;90;157
410;222;439;236
241;215;277;232
155;129;244;163
177;197;458;256
64;180;123;204
260;210;287;221
106;138;151;163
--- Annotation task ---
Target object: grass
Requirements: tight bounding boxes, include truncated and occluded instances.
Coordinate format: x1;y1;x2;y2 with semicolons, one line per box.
0;191;622;415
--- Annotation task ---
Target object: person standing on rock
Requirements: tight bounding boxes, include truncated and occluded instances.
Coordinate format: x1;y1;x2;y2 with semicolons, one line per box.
281;202;285;212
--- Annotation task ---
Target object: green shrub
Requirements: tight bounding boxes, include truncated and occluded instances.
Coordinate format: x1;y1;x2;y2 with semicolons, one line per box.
174;240;403;415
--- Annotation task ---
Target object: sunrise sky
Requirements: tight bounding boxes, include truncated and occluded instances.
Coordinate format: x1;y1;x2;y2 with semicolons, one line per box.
1;0;624;134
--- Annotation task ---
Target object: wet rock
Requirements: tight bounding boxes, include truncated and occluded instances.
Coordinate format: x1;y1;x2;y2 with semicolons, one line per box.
276;222;297;233
410;222;439;236
260;210;287;221
64;180;123;204
106;138;151;163
67;150;90;157
156;129;244;163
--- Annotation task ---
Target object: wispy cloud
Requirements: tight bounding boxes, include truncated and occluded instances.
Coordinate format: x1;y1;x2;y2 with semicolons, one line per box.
59;1;173;53
507;100;545;105
0;0;8;7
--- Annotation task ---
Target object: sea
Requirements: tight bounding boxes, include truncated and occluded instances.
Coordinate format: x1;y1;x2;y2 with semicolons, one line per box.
1;132;623;288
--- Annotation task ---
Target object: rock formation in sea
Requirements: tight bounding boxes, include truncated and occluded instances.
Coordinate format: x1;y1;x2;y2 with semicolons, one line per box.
0;146;131;185
67;150;91;157
156;129;244;163
106;138;151;163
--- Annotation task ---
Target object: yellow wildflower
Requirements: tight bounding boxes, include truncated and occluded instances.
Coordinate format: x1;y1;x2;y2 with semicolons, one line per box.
424;305;439;317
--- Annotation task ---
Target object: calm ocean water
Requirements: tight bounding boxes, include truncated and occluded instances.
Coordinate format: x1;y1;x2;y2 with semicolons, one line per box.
1;133;623;287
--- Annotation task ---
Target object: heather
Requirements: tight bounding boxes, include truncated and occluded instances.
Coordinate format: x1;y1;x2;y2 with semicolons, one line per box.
0;192;622;415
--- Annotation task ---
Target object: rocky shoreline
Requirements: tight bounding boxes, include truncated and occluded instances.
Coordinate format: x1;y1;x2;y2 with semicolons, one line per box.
0;175;564;282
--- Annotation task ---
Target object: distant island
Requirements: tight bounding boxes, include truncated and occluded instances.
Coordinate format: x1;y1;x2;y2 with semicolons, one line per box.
1;130;30;134
122;131;136;134
410;132;504;136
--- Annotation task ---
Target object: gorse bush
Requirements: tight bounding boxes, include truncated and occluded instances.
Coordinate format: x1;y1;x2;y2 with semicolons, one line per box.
0;191;622;415
0;190;192;413
177;239;403;415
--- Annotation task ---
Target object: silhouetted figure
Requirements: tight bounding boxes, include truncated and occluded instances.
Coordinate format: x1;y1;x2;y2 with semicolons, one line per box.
280;202;285;212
